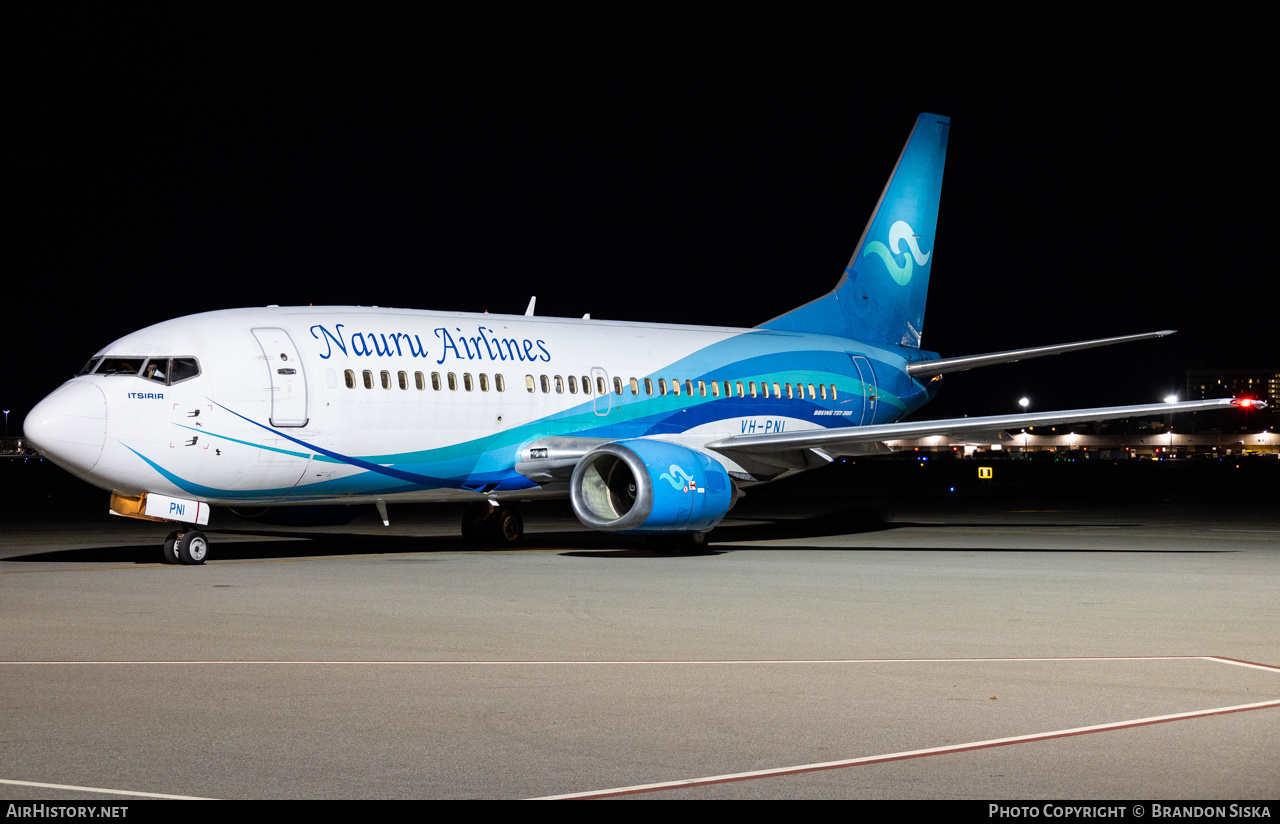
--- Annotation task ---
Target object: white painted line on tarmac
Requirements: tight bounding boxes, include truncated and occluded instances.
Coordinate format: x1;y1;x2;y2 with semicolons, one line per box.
0;778;211;799
536;698;1280;799
0;655;1253;666
1205;655;1280;672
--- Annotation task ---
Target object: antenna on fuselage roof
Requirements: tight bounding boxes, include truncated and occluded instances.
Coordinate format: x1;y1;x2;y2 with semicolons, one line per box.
524;296;536;316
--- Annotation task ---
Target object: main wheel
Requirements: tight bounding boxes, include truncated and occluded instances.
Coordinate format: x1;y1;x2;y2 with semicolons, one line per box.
177;530;209;565
461;503;491;547
488;506;524;547
162;531;180;564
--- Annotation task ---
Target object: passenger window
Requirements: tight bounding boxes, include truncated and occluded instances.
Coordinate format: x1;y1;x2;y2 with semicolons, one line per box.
597;376;607;396
398;371;408;390
525;375;536;393
773;382;782;398
697;380;706;397
820;383;827;400
555;375;564;394
540;375;550;393
613;377;623;395
710;381;719;398
496;374;506;392
447;373;458;391
363;370;373;390
581;376;591;395
644;378;653;395
736;381;744;398
629;378;639;395
672;379;681;396
830;384;837;399
658;378;667;396
415;372;425;391
785;383;793;399
568;375;578;394
808;383;816;399
685;380;693;397
345;369;356;389
431;372;442;391
761;382;769;398
479;373;489;392
463;373;474;391
381;371;391;390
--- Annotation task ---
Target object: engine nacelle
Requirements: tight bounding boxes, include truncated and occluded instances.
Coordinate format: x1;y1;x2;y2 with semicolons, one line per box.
569;439;734;533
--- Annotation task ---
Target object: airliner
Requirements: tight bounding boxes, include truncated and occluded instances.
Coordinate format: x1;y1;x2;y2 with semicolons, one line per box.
23;113;1262;564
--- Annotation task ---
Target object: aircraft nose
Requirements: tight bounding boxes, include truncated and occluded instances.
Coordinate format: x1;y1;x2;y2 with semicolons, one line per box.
24;380;107;475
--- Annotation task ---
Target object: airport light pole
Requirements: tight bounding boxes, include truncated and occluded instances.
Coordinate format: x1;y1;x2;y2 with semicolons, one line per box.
1019;398;1030;454
1164;394;1178;453
3;410;8;438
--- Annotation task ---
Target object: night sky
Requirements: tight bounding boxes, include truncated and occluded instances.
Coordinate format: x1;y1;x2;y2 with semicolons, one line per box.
8;15;1274;430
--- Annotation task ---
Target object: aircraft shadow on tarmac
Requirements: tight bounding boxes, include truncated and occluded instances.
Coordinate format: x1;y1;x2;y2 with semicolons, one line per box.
2;505;887;564
0;505;1235;564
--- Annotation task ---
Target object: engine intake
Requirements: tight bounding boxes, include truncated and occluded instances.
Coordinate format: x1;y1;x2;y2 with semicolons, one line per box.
569;439;734;533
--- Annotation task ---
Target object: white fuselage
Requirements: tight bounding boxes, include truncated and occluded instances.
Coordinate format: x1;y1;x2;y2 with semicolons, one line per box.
29;306;923;508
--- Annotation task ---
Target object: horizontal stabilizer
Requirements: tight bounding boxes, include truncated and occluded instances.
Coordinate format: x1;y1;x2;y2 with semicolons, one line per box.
905;330;1176;377
706;397;1259;455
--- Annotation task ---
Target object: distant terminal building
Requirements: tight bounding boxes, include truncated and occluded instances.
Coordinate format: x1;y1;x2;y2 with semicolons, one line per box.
1186;368;1278;407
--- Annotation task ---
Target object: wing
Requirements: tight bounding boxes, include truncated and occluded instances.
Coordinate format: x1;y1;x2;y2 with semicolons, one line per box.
905;330;1176;377
704;398;1260;456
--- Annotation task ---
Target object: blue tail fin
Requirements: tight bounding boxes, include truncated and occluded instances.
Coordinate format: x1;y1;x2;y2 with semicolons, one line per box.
759;113;949;348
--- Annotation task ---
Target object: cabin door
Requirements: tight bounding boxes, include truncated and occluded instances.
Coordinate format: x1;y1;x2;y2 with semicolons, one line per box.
252;327;310;427
849;355;878;425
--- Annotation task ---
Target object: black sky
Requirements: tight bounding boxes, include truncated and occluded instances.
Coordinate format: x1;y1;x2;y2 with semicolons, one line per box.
7;14;1274;427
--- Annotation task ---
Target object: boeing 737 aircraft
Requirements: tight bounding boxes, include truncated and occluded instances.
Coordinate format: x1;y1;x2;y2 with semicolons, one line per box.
24;113;1262;564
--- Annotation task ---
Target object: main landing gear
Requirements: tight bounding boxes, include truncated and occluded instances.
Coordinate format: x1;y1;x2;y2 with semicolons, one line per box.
162;530;209;565
461;502;524;548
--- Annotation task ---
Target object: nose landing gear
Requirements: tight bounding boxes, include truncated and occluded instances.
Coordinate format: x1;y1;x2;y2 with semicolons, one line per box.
162;530;209;565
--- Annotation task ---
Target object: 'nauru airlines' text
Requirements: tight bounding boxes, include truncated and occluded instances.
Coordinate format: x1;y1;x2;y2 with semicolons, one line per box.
311;324;551;365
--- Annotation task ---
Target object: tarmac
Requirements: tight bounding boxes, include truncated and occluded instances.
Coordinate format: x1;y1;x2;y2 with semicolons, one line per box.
0;458;1277;800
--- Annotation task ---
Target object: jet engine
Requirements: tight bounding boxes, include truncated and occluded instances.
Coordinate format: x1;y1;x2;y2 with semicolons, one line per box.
569;439;734;533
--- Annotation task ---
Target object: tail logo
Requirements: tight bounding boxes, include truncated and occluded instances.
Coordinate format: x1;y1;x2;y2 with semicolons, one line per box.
862;220;931;286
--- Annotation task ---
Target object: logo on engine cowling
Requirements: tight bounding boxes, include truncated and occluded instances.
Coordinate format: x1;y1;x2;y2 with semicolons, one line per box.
660;464;696;493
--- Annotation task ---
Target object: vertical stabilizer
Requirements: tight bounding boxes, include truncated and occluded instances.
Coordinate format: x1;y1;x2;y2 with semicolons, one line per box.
759;113;949;348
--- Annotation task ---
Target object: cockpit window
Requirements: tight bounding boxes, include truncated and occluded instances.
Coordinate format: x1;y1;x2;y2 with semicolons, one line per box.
95;357;147;376
78;358;102;376
169;358;200;383
83;356;200;385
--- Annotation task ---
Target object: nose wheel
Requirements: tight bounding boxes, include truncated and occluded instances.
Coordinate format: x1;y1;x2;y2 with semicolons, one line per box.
162;530;209;565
